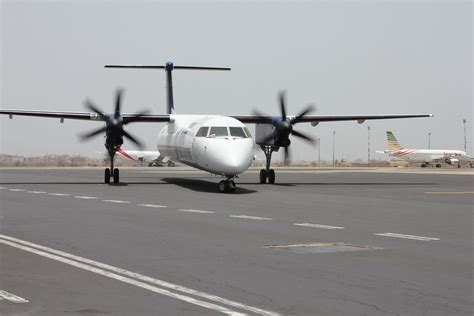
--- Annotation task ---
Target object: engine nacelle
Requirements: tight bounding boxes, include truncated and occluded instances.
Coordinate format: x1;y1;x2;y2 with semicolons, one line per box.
445;158;459;165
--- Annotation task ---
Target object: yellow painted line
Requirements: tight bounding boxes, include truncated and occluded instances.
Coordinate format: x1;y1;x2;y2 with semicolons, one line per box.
424;192;474;195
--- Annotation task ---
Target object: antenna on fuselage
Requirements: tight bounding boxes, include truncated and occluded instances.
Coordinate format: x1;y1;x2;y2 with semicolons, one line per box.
104;62;231;115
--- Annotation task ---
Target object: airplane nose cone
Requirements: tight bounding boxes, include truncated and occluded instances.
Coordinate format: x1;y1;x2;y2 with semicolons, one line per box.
207;138;254;176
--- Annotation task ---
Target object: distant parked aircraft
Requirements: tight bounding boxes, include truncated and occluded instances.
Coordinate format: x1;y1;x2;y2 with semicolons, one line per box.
377;131;472;168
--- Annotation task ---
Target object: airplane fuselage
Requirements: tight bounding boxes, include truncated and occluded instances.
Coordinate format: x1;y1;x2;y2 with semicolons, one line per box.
157;115;254;177
388;148;470;164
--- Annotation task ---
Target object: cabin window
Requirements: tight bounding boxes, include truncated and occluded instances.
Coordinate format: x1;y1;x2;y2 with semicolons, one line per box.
243;127;252;138
196;127;209;137
229;127;247;138
209;126;228;137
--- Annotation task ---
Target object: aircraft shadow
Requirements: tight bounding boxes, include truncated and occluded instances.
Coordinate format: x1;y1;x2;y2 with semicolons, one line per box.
263;182;439;187
161;178;257;194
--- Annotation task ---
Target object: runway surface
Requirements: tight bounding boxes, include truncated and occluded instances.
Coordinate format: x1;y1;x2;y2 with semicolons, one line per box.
1;167;472;315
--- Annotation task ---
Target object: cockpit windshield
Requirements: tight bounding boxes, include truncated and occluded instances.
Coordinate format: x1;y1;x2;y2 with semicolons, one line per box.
229;127;247;138
209;127;228;137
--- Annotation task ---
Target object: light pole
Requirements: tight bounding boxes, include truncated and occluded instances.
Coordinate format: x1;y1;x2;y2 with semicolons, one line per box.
318;137;321;167
367;126;371;165
428;132;431;149
332;131;336;167
463;119;467;153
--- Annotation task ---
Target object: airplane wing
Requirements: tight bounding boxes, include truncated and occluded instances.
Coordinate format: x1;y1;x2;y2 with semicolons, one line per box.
0;109;170;122
231;114;433;124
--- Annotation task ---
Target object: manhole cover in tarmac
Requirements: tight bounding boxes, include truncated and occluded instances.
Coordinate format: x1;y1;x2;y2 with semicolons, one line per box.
264;242;382;254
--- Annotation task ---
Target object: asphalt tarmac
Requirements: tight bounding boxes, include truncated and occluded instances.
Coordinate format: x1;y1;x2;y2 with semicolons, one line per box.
0;167;473;315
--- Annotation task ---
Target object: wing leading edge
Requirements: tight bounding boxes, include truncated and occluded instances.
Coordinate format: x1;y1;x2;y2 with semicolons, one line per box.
0;109;170;122
231;114;433;124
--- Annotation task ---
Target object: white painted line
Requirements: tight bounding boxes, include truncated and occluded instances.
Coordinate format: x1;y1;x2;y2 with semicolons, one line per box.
293;223;345;230
0;239;244;316
229;215;272;221
102;200;130;204
179;209;214;214
27;191;46;194
74;196;97;200
47;193;70;196
137;204;167;208
0;235;279;316
375;233;440;241
0;289;29;303
0;186;7;189
8;189;25;192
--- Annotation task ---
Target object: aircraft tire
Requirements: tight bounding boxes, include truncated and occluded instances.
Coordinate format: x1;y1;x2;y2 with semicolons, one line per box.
113;168;120;184
218;180;228;193
228;180;236;192
436;164;442;168
268;169;275;184
259;169;267;184
105;168;111;184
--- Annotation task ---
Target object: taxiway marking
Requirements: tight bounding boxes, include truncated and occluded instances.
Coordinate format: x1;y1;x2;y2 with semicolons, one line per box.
47;193;70;196
293;223;345;230
424;191;474;195
0;235;279;316
229;215;272;221
74;196;97;200
8;189;25;192
27;191;46;194
375;233;439;241
179;209;214;214
0;289;29;303
137;203;167;208
0;186;7;189
102;200;130;204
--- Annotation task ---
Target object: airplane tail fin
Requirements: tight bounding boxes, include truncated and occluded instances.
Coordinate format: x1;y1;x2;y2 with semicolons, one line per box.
386;131;402;150
105;63;231;115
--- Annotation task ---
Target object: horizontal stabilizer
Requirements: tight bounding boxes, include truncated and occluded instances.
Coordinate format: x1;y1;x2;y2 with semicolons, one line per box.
105;65;231;71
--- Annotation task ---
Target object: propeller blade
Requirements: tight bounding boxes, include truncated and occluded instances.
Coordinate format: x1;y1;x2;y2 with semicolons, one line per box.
284;146;290;165
114;89;123;118
252;109;276;125
123;110;151;125
292;105;315;123
291;129;316;144
279;91;287;120
85;100;105;117
79;126;107;140
122;130;143;149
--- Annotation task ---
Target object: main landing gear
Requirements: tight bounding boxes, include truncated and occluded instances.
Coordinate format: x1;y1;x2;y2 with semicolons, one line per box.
259;145;276;184
218;178;236;193
104;147;120;184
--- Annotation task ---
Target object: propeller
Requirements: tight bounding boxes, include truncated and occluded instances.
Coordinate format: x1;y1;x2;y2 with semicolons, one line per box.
80;89;149;149
254;91;317;164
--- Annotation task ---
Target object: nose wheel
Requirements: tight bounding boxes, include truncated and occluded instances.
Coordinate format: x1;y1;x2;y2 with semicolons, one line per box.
218;179;236;193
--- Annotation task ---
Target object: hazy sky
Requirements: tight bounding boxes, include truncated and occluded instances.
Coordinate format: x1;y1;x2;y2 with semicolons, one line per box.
1;1;472;162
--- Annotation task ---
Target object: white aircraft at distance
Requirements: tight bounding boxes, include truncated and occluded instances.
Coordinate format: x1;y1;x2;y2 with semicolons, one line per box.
377;131;472;168
1;62;433;192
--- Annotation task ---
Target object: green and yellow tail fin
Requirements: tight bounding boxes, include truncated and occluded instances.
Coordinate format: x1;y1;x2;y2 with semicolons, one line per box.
386;131;402;150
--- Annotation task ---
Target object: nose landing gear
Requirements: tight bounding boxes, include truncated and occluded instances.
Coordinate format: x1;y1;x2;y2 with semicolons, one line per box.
259;145;276;184
218;179;236;193
104;147;120;184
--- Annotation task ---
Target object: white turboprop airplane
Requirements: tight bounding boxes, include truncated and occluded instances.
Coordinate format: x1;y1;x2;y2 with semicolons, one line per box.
377;131;472;168
1;62;433;192
115;148;170;166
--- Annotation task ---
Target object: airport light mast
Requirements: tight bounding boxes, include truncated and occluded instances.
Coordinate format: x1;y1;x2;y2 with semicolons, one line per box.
332;131;336;167
463;119;467;153
367;126;371;165
318;137;321;167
